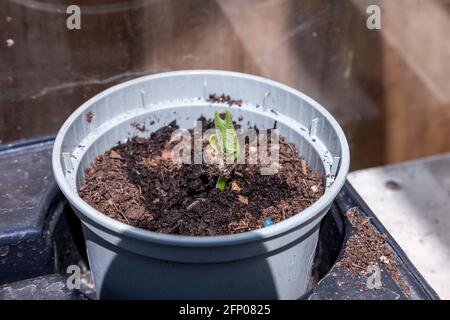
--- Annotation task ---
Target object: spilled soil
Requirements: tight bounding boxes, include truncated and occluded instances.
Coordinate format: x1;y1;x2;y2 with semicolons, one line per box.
338;207;411;297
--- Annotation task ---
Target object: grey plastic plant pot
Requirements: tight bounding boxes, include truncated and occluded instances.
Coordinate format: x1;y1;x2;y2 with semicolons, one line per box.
52;70;349;299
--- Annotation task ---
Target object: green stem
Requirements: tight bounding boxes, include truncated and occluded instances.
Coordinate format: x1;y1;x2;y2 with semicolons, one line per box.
216;176;227;190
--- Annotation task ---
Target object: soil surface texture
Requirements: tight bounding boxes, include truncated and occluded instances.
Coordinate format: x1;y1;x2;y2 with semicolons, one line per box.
79;119;324;236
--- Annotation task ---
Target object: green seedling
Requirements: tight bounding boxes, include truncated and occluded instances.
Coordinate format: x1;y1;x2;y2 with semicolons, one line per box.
209;110;240;190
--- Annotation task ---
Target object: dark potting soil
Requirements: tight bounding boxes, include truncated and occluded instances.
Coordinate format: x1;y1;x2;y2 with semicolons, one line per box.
79;119;324;236
85;111;94;124
207;93;243;107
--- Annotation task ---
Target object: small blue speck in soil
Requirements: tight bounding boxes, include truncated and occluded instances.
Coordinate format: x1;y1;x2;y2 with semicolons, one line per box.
264;219;273;227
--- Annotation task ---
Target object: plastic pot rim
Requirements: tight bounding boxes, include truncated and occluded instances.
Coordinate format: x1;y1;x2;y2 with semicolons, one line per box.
52;69;350;248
